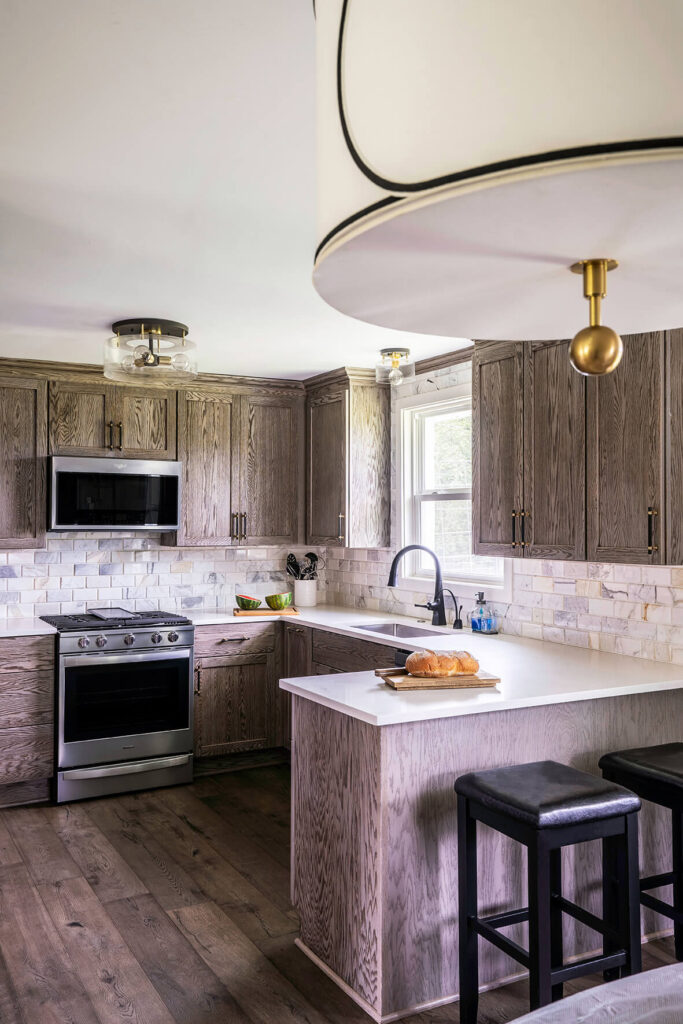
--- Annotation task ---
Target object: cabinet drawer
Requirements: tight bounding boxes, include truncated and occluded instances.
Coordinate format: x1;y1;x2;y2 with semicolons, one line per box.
0;725;53;784
0;671;53;728
311;630;393;673
194;622;276;658
0;634;54;674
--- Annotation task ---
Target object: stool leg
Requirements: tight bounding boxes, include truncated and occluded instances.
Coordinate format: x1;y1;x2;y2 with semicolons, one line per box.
458;798;479;1024
528;838;553;1011
602;833;620;981
672;809;683;961
549;848;563;1002
622;813;642;977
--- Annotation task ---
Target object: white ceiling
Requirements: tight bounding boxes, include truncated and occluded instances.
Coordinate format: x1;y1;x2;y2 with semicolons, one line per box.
0;0;467;379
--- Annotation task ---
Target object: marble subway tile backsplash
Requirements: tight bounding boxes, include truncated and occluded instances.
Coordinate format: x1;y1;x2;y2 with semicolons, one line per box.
0;534;328;619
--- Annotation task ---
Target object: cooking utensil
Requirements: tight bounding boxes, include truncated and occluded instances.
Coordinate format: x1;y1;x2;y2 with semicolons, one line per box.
286;553;301;579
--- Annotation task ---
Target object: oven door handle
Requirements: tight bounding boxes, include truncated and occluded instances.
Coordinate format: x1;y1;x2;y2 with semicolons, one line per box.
62;648;191;668
61;754;191;781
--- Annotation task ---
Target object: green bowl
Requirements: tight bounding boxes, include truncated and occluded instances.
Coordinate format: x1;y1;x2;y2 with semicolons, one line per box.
235;594;262;610
265;592;293;610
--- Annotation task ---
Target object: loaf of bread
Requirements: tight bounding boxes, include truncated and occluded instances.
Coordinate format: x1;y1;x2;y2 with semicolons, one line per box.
405;649;479;678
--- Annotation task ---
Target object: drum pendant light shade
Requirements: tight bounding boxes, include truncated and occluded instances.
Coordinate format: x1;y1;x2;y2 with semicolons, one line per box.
313;0;683;341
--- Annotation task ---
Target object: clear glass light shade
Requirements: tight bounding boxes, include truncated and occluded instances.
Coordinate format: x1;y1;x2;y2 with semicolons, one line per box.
375;348;415;386
104;332;198;382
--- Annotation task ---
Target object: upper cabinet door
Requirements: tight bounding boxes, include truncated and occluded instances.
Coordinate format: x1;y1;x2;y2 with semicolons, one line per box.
0;378;47;549
665;329;683;563
115;386;177;460
176;389;239;546
49;381;117;455
238;393;303;546
587;332;665;564
523;341;586;560
472;342;524;557
307;389;348;545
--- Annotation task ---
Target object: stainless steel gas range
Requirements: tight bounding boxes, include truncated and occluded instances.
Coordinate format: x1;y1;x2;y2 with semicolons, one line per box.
40;608;194;803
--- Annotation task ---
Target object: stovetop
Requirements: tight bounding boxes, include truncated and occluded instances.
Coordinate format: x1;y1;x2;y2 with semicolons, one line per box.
41;609;192;632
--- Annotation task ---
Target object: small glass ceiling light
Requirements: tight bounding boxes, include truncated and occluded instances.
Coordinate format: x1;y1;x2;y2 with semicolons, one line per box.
375;348;415;386
104;319;198;383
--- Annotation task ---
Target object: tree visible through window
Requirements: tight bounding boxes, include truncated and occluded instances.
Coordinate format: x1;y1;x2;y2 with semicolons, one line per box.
401;391;504;586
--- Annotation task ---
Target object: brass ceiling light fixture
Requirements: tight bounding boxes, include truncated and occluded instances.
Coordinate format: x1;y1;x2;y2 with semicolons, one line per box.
103;318;198;382
568;260;623;375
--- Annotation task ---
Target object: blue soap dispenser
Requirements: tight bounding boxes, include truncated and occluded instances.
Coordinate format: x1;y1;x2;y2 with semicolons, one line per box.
471;592;498;634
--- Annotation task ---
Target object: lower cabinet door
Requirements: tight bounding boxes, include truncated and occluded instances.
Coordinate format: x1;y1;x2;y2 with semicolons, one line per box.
194;652;273;757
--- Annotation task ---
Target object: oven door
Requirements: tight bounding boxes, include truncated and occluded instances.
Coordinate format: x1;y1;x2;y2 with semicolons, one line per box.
58;648;193;769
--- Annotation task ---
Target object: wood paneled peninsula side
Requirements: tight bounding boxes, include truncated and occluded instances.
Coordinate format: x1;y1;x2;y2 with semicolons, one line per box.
281;629;683;1022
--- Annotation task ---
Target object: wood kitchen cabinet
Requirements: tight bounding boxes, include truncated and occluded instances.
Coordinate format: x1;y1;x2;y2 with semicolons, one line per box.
49;380;177;459
666;328;683;562
0;376;48;549
473;339;585;560
587;331;665;564
310;629;394;673
0;634;54;807
193;622;277;757
281;622;312;748
306;369;390;547
176;387;303;547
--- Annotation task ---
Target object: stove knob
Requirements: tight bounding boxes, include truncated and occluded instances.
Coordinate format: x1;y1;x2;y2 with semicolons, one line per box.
124;634;135;646
95;636;107;648
167;631;179;643
151;632;163;644
77;636;90;649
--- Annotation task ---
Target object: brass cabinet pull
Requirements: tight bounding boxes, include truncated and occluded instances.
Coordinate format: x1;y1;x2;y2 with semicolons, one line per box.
648;506;659;554
520;509;527;549
218;635;249;643
511;509;517;549
194;666;201;695
117;422;123;451
240;512;247;540
108;421;115;450
231;511;239;541
337;512;345;543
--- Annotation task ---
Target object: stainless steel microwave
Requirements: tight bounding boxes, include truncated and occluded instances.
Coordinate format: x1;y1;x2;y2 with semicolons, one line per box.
49;456;181;531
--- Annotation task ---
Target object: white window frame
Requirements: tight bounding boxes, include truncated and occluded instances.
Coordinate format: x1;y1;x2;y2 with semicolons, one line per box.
395;382;512;603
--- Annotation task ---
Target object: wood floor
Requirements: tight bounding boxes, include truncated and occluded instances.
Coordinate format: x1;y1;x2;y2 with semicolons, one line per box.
0;764;675;1024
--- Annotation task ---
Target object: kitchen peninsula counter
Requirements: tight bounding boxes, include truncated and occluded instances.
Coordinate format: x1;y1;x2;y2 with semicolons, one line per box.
282;634;683;1022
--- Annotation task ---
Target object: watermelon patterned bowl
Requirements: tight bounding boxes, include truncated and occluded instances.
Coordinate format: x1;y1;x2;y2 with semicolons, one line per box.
235;594;262;610
265;592;293;610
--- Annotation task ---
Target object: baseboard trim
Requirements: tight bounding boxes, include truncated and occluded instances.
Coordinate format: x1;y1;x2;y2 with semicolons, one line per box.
295;929;674;1022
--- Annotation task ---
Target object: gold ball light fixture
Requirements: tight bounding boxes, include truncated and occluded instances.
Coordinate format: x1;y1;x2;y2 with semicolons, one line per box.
568;259;623;375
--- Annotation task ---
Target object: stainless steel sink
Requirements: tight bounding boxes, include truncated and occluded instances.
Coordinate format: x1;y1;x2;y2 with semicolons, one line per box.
352;622;446;639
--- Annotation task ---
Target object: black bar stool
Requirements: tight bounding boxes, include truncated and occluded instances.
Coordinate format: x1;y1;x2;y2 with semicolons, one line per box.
455;760;642;1023
600;742;683;960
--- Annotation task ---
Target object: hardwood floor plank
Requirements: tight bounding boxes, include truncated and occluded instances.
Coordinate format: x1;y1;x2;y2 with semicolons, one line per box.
1;806;81;886
198;785;291;869
0;948;24;1024
106;893;253;1024
38;875;177;1024
44;802;149;904
0;816;21;867
171;900;331;1024
0;863;100;1024
83;797;205;911
157;784;295;914
118;791;296;942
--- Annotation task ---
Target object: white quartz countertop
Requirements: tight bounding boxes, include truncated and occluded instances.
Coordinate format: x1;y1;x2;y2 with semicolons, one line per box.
278;614;683;725
0;617;57;637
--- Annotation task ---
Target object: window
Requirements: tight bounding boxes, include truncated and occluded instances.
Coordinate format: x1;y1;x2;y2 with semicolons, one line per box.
398;382;509;598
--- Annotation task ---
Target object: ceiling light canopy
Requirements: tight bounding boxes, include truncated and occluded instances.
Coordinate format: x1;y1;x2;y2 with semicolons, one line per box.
375;348;415;385
104;319;198;383
312;0;683;346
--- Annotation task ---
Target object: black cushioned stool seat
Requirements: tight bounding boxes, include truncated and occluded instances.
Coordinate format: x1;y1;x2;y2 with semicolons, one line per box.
455;760;642;1024
600;743;683;960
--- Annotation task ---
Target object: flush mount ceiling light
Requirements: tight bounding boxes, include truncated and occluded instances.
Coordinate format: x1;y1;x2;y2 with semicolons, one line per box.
375;347;415;385
103;319;198;383
568;260;623;376
312;1;683;345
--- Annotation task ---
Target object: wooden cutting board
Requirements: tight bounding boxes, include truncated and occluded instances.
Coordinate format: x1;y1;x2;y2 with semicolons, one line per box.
233;608;300;617
375;667;500;690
